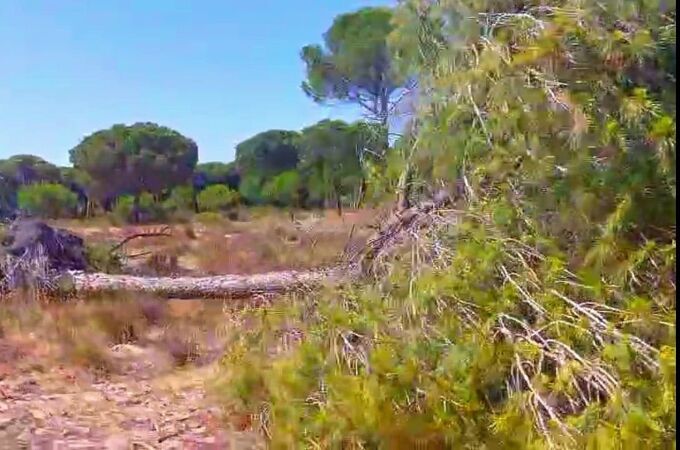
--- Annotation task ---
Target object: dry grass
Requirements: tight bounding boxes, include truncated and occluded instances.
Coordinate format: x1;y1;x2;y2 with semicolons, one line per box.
0;209;377;381
2;208;380;376
0;208;380;448
0;293;262;448
0;292;235;376
53;207;379;276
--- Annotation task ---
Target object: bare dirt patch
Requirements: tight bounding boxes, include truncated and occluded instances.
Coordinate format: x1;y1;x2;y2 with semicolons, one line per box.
0;296;262;449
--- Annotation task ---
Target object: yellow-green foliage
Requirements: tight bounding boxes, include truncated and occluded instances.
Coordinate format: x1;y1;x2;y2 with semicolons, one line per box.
17;183;78;219
218;0;675;448
84;243;123;273
195;211;224;225
219;224;674;448
197;184;240;212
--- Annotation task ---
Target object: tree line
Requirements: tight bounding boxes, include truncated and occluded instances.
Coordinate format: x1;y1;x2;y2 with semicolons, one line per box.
1;6;409;222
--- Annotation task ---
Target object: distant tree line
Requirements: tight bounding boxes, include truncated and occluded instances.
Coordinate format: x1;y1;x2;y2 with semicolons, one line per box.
0;118;389;221
0;6;410;222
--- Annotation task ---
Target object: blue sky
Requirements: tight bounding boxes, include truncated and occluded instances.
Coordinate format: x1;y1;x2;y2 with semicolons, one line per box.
0;0;393;166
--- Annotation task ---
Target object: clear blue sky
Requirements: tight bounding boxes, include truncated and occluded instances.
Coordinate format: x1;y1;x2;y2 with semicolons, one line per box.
0;0;393;166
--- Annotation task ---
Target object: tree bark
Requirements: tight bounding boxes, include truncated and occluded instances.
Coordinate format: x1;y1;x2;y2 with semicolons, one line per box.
335;185;343;217
132;194;141;224
66;266;353;299
356;177;367;208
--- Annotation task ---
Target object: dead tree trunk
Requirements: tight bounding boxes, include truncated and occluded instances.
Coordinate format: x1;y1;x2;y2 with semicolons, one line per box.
5;195;452;300
65;266;355;299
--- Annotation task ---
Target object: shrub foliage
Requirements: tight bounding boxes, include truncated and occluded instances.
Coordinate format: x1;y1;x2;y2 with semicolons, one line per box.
197;184;240;212
17;183;78;219
218;1;676;448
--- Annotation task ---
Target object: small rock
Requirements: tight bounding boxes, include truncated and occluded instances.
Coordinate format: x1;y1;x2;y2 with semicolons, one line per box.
30;408;48;420
81;391;105;403
104;433;130;450
0;415;14;429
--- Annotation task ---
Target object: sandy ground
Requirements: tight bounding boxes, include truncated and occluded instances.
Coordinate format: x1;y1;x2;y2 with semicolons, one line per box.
0;300;263;449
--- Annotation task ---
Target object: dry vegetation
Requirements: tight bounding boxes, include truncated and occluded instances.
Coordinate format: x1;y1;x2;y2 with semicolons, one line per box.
0;292;267;448
54;207;377;276
0;209;379;448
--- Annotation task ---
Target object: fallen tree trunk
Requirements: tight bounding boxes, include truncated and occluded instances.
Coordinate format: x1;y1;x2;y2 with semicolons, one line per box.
66;265;358;299
5;192;452;299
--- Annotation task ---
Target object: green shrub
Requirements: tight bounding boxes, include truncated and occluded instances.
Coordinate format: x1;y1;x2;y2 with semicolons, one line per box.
17;183;78;219
217;0;676;447
238;175;265;205
112;193;166;224
197;184;239;212
112;195;135;223
137;192;166;223
163;185;195;214
84;243;123;273
219;226;676;448
262;170;301;207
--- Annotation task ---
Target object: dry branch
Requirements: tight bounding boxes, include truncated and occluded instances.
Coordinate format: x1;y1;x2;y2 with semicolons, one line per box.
109;226;172;255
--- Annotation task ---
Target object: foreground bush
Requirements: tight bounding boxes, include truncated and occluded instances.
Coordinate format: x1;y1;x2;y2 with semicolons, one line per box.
217;0;675;447
17;183;78;219
219;220;675;448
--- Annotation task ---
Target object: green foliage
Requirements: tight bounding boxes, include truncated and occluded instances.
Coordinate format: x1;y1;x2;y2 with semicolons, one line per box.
197;184;239;212
0;155;61;186
137;192;166;223
298;119;367;208
17;183;78;219
220;0;676;448
301;7;408;125
238;175;265;205
84;243;123;273
195;211;223;225
163;185;196;214
111;195;135;224
195;162;240;191
221;230;675;448
0;155;62;215
235;130;300;181
69;122;198;206
110;192;166;224
262;170;302;207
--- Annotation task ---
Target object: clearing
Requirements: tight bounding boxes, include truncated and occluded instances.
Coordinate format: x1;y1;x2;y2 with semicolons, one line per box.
0;209;378;449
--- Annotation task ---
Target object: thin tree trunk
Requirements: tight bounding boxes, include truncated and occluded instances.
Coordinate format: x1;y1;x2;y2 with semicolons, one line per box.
356;177;367;208
192;190;199;214
335;185;343;217
132;195;141;224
